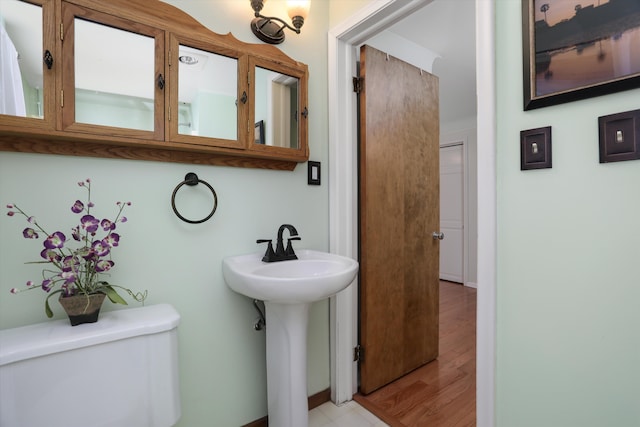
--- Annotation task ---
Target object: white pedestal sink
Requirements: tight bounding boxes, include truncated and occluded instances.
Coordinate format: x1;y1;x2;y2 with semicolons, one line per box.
222;249;359;427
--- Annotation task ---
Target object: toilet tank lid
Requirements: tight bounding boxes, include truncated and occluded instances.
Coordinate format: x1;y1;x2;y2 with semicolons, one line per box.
0;303;180;366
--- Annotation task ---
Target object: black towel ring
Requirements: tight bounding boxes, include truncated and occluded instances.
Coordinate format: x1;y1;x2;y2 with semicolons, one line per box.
171;173;218;224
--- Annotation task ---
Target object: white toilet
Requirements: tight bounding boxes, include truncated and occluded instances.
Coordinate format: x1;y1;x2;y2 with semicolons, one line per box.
0;303;181;427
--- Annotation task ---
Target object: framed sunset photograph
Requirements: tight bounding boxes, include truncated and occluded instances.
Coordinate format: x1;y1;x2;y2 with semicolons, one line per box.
522;0;640;110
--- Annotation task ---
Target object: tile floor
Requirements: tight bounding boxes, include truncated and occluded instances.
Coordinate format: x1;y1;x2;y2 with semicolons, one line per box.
309;401;388;427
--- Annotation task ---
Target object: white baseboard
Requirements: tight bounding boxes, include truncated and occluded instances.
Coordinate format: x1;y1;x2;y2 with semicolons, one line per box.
464;282;478;289
440;275;463;283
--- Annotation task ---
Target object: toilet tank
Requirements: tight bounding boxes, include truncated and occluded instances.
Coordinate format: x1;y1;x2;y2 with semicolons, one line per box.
0;304;181;427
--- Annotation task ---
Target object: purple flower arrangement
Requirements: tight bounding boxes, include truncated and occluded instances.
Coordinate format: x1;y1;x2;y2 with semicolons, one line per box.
6;179;147;317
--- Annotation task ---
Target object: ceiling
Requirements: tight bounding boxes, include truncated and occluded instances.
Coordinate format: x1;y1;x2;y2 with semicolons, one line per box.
386;0;477;127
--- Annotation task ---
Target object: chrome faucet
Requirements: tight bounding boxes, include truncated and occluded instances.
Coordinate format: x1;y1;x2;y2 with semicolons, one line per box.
257;224;301;262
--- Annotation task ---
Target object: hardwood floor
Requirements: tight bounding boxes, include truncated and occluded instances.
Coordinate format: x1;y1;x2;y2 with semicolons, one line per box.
354;280;477;427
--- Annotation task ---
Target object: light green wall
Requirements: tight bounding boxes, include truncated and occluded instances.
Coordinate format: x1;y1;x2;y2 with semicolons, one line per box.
75;89;154;131
192;92;237;140
0;1;330;426
21;76;42;118
328;0;372;27
496;1;640;426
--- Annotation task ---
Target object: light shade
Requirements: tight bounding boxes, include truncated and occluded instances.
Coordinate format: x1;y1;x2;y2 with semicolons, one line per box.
287;0;310;20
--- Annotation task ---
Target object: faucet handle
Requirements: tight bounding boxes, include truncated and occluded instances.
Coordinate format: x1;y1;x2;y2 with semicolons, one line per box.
285;237;301;256
257;239;276;262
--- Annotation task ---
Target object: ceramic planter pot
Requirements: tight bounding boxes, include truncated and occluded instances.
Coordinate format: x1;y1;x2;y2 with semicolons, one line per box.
58;293;106;326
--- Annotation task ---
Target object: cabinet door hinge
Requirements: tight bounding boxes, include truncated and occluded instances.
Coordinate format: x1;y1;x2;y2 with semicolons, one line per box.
59;22;64;41
168;105;171;122
60;90;64;108
168;49;171;66
352;77;363;94
354;345;364;362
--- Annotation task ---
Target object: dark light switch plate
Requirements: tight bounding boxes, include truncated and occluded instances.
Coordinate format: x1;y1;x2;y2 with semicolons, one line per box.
520;126;552;170
308;161;321;185
598;109;640;163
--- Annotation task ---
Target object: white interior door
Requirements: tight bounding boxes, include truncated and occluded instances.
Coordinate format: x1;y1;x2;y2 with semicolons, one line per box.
439;143;464;283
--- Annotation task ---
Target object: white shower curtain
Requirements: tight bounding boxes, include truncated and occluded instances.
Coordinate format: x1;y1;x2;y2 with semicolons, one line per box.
0;23;26;116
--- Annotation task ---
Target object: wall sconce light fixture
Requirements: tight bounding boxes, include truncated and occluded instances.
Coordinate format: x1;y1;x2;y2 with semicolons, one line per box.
250;0;310;44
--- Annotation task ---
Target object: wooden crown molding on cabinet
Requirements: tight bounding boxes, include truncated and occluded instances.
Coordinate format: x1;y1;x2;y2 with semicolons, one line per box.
0;0;309;171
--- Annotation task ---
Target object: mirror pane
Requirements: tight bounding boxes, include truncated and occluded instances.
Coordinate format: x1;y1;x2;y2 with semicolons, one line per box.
254;67;299;149
178;45;238;140
74;18;155;131
0;0;43;119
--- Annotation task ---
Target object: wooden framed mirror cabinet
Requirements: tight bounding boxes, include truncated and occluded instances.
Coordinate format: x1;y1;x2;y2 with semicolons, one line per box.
0;0;309;170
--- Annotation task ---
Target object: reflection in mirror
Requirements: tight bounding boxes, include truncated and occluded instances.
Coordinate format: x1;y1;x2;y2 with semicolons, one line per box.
0;0;43;119
74;18;155;131
255;67;299;149
178;45;238;140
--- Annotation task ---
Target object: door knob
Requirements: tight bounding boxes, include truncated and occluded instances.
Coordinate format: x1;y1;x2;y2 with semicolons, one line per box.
432;232;444;240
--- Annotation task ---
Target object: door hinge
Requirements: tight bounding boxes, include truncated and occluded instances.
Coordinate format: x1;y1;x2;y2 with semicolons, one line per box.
168;105;171;122
354;345;364;362
60;90;64;108
352;77;363;93
59;22;64;41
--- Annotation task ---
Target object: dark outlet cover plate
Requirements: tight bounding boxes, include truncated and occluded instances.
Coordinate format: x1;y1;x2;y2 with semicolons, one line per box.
599;109;640;164
520;126;552;170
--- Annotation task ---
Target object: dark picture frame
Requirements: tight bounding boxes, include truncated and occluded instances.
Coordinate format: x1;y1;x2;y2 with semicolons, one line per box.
254;120;265;144
522;0;640;110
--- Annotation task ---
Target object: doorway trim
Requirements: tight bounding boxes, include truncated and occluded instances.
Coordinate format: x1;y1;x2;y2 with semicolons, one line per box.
328;1;496;426
439;137;467;285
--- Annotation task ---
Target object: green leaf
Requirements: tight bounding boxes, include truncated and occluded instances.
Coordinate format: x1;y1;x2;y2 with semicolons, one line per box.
102;285;128;305
45;290;63;318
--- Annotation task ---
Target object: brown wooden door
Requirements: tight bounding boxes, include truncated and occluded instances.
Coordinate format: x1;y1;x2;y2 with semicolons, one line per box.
358;45;440;394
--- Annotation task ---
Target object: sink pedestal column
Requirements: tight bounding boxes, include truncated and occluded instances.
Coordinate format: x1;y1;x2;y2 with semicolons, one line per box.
264;301;311;427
